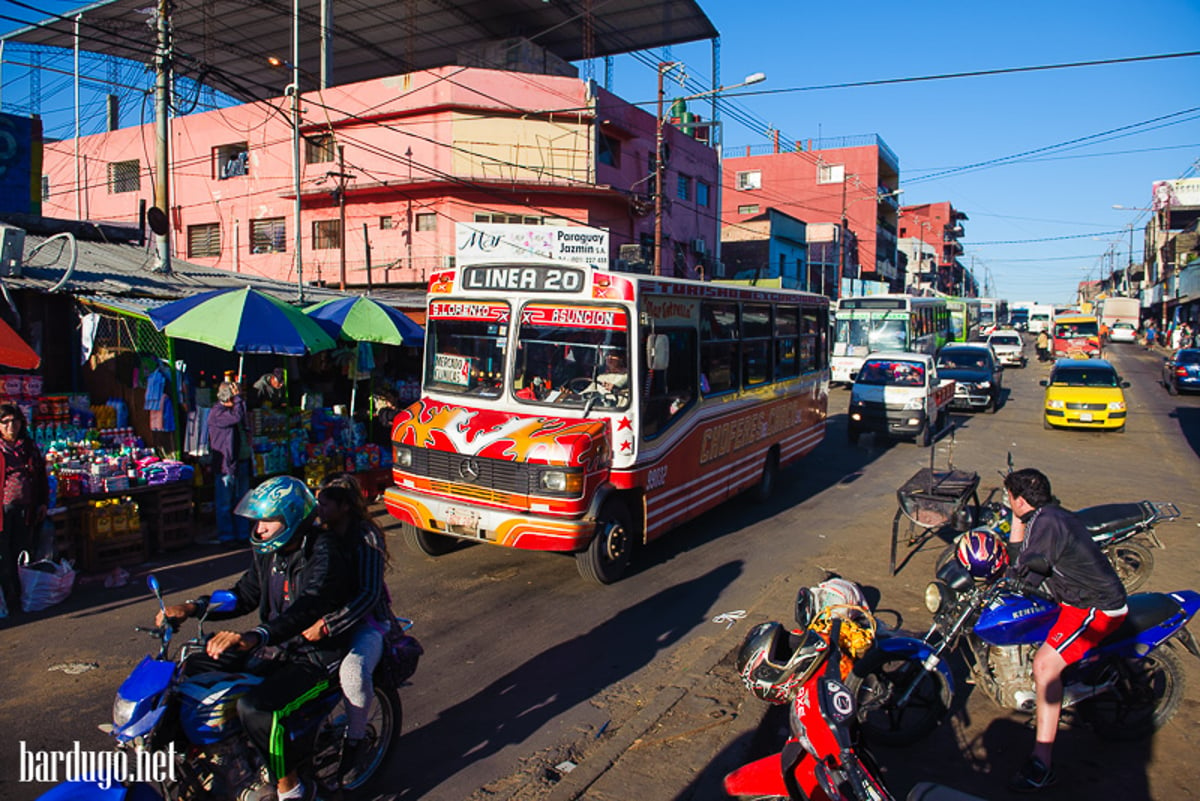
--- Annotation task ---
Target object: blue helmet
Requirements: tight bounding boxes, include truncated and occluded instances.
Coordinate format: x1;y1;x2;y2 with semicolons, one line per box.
235;476;317;554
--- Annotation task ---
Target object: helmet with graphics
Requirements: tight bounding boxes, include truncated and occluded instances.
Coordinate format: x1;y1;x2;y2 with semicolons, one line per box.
735;621;829;705
235;476;317;554
955;527;1009;581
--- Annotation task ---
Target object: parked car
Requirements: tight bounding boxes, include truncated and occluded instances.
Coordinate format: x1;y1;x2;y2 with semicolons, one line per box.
1041;358;1129;432
1109;321;1137;343
936;343;1003;413
1162;348;1200;395
986;329;1026;368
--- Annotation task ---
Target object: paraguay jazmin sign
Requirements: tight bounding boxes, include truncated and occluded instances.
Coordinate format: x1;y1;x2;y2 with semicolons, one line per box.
455;223;609;268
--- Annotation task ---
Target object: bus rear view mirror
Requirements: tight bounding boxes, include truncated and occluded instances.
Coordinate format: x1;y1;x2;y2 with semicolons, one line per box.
648;334;670;371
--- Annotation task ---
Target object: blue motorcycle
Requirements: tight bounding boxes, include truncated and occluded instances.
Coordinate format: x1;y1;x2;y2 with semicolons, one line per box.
37;575;418;800
847;557;1200;746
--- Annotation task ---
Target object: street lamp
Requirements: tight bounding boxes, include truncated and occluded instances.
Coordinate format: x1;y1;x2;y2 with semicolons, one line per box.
653;66;765;276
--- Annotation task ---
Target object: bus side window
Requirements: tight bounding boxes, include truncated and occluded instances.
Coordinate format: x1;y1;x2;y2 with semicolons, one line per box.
642;328;698;439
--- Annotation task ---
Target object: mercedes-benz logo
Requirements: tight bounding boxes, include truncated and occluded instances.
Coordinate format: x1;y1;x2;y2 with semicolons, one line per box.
458;458;481;482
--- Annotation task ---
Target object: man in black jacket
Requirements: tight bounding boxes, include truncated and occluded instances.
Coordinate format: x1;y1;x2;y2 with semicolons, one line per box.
160;476;354;801
1003;468;1128;793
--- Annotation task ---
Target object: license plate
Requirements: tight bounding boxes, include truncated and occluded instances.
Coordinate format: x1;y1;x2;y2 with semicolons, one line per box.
446;508;480;536
1079;413;1093;422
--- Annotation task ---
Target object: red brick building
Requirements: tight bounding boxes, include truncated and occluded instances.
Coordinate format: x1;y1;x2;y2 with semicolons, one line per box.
897;201;972;295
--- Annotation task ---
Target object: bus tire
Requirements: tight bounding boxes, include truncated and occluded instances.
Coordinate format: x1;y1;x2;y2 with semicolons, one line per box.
401;522;458;557
576;500;634;585
749;449;780;503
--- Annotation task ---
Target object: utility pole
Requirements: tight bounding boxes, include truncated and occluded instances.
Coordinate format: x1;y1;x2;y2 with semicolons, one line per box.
332;145;351;290
839;175;847;298
152;0;171;273
291;0;304;300
653;62;671;276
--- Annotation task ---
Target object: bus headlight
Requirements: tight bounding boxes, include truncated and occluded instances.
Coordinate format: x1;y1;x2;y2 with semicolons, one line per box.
394;446;413;468
540;470;583;495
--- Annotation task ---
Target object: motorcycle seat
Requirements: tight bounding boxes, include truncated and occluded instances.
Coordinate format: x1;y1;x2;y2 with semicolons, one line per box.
1074;503;1149;536
1099;593;1180;647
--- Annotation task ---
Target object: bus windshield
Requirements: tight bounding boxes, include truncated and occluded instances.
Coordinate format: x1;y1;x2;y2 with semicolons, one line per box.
426;314;508;398
835;315;907;352
513;305;631;410
1055;321;1098;339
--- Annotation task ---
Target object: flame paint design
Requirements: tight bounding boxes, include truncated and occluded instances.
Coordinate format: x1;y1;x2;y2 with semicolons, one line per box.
393;400;611;469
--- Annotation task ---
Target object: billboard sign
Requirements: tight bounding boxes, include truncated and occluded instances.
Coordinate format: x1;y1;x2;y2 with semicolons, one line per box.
455;223;609;268
1152;178;1200;211
0;113;41;215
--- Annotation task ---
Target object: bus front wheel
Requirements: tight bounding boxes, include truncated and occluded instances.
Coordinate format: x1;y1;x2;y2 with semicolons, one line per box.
401;522;459;557
577;500;634;584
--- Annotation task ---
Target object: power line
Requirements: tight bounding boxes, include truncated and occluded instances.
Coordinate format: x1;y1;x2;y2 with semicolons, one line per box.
971;229;1127;245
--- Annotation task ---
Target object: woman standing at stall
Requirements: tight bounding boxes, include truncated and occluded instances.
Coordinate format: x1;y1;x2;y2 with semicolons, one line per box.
0;403;48;612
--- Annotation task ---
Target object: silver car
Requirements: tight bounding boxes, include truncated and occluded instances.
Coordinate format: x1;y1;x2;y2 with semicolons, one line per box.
986;330;1026;368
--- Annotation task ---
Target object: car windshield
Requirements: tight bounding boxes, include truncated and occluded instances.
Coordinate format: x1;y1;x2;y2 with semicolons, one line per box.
857;360;925;387
1177;351;1200;365
1114;323;1134;330
937;349;990;370
989;335;1020;346
1051;367;1119;387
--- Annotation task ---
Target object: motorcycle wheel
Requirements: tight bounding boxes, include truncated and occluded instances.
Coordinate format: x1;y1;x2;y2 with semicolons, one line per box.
314;682;403;793
1106;541;1154;593
1081;649;1186;741
846;648;951;746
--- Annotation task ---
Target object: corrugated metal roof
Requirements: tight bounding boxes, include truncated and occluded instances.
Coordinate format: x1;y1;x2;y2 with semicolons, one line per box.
9;231;426;315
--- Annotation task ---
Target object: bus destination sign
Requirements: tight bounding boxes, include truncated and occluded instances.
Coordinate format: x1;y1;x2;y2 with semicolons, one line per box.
462;264;586;293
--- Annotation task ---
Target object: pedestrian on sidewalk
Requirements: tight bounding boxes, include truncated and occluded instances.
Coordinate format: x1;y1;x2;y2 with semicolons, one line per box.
206;381;251;544
0;404;48;613
1035;330;1050;363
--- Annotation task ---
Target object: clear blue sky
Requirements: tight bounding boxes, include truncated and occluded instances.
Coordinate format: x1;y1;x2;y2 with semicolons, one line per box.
3;0;1198;304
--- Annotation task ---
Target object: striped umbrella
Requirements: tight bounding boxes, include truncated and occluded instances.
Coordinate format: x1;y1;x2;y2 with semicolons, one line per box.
304;295;424;347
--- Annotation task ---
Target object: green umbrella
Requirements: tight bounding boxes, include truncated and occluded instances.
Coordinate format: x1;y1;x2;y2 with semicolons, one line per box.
304;295;425;346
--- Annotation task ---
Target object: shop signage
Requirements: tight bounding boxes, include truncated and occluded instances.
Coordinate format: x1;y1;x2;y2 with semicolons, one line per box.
455;223;609;268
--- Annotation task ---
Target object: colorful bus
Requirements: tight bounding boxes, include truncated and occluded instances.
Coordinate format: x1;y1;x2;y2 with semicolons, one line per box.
1052;313;1101;358
945;297;982;342
831;295;950;383
978;298;1009;335
384;261;830;583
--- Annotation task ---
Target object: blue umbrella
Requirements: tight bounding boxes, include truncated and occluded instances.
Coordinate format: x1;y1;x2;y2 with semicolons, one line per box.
304;295;425;347
147;287;337;356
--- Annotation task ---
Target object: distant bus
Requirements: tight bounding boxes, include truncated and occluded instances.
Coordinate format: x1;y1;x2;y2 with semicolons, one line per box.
1097;296;1140;331
1027;304;1055;334
978;298;1009;334
1052;313;1101;358
831;295;950;382
945;297;982;342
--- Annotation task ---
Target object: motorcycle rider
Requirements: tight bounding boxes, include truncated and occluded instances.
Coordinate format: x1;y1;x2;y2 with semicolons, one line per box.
158;476;355;801
1003;468;1128;793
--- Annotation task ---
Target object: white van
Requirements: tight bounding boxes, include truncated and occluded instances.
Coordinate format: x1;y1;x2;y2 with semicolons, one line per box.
1027;304;1055;334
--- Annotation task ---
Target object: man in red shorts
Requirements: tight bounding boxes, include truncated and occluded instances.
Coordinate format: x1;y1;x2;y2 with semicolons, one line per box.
1003;468;1127;792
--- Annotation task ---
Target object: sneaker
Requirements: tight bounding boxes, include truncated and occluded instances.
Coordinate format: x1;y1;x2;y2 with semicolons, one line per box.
1008;756;1057;793
338;736;369;787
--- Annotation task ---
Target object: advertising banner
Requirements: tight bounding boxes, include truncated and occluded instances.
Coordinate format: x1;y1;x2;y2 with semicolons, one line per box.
455;223;609;268
0;113;41;215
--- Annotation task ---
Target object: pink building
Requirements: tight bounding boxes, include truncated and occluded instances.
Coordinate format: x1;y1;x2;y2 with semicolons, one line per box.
40;67;719;287
722;136;901;291
897;201;970;295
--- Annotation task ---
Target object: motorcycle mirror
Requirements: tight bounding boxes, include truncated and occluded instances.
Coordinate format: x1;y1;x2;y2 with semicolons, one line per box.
1006;452;1014;474
147;574;160;595
208;590;238;613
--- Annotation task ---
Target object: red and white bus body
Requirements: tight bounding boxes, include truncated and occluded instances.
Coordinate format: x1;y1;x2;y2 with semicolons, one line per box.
384;262;830;581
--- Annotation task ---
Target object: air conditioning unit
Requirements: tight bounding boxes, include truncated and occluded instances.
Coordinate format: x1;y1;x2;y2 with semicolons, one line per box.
0;225;25;277
692;238;707;254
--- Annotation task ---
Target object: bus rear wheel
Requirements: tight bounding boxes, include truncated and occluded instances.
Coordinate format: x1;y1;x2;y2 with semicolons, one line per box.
577;500;634;584
401;522;458;557
749;449;780;503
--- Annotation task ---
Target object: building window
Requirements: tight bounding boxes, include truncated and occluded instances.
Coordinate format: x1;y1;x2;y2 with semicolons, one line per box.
40;175;49;199
250;218;286;254
473;213;542;225
305;133;336;164
312;219;342;250
737;204;760;215
187;223;221;258
380;216;395;229
696;181;710;207
598;132;621;167
214;143;249;179
416;213;437;232
817;163;845;184
676;175;690;201
107;159;140;194
736;170;761;190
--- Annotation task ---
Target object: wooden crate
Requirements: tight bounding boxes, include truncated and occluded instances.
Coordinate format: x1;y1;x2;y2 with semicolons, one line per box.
156;507;195;551
78;528;147;574
143;483;196;552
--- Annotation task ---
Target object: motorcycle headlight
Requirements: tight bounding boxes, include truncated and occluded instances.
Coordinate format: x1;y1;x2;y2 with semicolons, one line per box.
1047;399;1065;410
1107;401;1126;411
113;695;138;728
394;446;413;468
925;581;949;614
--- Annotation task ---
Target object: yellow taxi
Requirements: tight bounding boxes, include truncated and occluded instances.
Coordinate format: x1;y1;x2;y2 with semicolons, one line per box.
1040;358;1129;432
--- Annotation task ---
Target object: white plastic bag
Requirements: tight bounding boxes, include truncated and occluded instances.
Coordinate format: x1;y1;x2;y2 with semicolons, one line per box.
18;551;76;613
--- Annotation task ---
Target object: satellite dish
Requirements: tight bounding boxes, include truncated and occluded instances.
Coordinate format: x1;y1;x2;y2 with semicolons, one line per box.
147;206;169;236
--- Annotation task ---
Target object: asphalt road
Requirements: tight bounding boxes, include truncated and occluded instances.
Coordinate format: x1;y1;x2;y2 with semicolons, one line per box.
1;338;1198;801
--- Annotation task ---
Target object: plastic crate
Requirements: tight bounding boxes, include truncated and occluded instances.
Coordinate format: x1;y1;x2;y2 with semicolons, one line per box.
79;528;147;574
